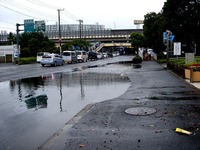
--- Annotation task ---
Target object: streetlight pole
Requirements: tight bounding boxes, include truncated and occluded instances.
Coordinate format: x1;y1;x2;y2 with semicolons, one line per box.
77;19;83;39
58;9;64;55
16;23;24;64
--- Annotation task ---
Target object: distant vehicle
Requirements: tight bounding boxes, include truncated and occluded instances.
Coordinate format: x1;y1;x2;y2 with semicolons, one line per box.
97;52;103;59
40;53;64;67
37;52;51;63
76;51;88;62
103;52;108;58
62;51;77;64
88;52;97;61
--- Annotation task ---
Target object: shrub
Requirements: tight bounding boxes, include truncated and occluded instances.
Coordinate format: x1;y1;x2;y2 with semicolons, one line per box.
132;55;142;64
14;57;36;65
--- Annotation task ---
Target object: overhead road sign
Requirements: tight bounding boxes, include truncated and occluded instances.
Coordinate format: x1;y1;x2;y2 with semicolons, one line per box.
24;19;34;32
35;20;46;32
134;20;144;25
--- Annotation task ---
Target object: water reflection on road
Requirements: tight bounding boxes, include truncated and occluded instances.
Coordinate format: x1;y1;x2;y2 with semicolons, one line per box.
0;69;130;149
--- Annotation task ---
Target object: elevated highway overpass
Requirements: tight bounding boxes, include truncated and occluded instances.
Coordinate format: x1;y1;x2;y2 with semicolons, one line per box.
47;29;143;44
0;29;142;51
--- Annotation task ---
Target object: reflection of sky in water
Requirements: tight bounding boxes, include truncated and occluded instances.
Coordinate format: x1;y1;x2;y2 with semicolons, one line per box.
0;72;130;150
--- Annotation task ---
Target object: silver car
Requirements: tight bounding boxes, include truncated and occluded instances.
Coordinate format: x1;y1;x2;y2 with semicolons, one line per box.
40;54;65;67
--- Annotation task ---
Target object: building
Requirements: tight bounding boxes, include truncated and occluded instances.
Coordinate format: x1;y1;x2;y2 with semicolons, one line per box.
0;45;18;63
46;23;105;31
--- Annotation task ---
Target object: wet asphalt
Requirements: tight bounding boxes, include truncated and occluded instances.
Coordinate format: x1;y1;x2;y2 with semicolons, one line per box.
39;60;200;150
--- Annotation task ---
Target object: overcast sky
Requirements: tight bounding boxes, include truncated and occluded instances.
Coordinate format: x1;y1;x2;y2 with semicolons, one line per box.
0;0;166;33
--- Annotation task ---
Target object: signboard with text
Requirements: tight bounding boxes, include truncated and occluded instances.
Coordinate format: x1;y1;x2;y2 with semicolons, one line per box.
35;20;46;32
134;20;144;24
174;42;181;55
24;19;34;32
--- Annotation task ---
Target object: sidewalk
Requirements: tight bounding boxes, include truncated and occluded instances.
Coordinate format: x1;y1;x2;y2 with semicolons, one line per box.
39;61;200;150
185;79;200;89
161;63;200;90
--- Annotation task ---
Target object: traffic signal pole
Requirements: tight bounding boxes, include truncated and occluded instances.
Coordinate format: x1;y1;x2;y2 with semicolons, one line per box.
16;23;24;64
166;30;172;68
58;9;64;55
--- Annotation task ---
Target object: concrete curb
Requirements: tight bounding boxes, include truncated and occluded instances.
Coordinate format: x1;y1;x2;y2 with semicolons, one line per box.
38;102;96;150
159;62;200;91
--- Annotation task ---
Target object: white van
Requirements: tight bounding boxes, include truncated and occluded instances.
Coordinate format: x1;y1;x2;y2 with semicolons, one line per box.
37;52;51;63
76;51;88;62
62;51;77;64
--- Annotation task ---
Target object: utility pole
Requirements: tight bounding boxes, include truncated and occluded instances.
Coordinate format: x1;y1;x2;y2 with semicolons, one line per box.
77;19;83;39
16;23;24;64
58;9;64;55
166;30;172;68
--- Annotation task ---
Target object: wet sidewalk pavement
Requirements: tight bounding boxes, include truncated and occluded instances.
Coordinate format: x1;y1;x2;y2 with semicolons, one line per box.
39;60;200;150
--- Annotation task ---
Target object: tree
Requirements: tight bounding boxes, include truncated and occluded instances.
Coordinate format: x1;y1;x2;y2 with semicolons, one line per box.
19;32;56;57
130;32;146;53
7;32;15;45
162;0;200;55
143;12;165;53
61;42;73;51
62;39;91;51
72;39;90;50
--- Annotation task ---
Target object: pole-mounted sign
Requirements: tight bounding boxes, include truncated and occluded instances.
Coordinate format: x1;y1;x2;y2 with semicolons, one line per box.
174;42;181;56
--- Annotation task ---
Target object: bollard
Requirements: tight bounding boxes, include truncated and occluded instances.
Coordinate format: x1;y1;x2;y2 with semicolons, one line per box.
190;67;193;83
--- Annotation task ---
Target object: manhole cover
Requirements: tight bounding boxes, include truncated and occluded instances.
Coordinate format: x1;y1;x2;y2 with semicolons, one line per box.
125;107;157;116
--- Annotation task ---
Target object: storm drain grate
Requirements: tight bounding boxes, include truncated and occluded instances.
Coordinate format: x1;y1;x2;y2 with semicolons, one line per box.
125;107;157;116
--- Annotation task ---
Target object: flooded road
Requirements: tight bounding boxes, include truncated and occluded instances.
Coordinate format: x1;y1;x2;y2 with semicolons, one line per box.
0;63;131;150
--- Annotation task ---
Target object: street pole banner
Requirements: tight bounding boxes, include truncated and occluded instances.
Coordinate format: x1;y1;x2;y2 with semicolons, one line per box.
174;42;181;55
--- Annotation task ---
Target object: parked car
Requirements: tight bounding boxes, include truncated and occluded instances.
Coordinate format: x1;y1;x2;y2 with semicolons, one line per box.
40;54;64;67
103;52;108;58
88;52;97;61
76;50;88;62
37;52;51;63
62;51;77;64
97;52;103;59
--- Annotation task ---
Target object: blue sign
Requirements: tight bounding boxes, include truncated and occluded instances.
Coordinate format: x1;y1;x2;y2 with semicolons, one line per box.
163;32;167;40
163;32;175;42
24;19;34;32
169;35;175;42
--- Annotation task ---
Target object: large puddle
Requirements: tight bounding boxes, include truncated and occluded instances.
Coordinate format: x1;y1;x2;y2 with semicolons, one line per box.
0;67;130;149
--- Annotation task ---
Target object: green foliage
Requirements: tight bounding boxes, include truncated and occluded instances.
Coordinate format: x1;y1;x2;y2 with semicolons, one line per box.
14;57;36;65
143;1;200;55
19;32;56;57
143;12;165;53
61;39;91;51
162;0;200;55
130;32;146;48
62;42;73;50
7;32;16;45
71;39;90;50
157;57;200;68
132;55;143;64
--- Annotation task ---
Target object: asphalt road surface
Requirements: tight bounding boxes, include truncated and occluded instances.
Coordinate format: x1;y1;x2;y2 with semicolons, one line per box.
0;56;132;82
40;60;200;150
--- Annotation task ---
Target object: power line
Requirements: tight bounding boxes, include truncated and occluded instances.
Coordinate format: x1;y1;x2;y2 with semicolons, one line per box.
0;1;57;22
0;3;45;20
26;0;59;10
27;0;80;22
0;20;15;25
62;10;79;21
0;26;15;30
2;0;57;21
